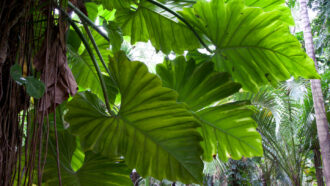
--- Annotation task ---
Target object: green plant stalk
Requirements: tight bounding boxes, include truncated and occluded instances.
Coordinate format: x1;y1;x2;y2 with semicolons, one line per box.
69;1;214;54
64;13;113;115
145;176;150;186
81;22;116;87
145;0;213;53
68;2;117;86
67;1;109;42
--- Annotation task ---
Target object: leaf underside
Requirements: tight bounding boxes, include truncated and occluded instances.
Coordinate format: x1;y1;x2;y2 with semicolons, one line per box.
66;52;204;183
180;0;319;92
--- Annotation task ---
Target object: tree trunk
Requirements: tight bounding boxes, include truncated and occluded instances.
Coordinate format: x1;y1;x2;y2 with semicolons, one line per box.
314;147;325;186
292;175;301;186
299;0;330;185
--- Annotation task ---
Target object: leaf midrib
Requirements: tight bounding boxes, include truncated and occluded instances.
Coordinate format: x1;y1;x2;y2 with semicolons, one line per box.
197;115;261;154
217;45;301;61
117;114;201;182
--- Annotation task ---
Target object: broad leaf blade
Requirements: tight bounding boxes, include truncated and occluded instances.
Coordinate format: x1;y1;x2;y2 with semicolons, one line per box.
95;0;133;9
156;57;241;111
180;0;319;92
115;2;200;54
197;101;263;161
43;131;132;186
104;21;123;52
245;0;294;25
156;56;262;161
68;30;118;103
66;52;204;183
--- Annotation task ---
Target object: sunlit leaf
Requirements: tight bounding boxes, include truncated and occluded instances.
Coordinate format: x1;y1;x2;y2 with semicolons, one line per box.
65;52;204;183
43;131;132;186
180;0;319;92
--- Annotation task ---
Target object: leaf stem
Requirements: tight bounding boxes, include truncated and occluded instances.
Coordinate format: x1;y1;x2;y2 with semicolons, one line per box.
145;0;214;53
62;11;113;115
67;2;117;85
81;22;117;85
67;2;109;42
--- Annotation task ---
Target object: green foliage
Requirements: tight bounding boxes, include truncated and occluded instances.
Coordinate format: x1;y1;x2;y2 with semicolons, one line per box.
96;0;133;9
197;102;263;161
23;0;324;184
104;21;123;52
156;57;241;111
68;30;118;103
244;0;294;25
156;57;263;161
10;64;45;99
115;1;201;54
43;131;132;186
65;52;204;183
180;0;319;92
234;82;321;185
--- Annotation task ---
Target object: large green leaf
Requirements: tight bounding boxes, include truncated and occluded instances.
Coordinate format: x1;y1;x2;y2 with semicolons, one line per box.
244;0;294;25
43;131;132;186
197;101;262;161
93;0;133;9
156;57;262;161
104;21;123;52
65;52;204;183
180;0;319;92
156;56;241;111
68;30;117;103
115;1;200;54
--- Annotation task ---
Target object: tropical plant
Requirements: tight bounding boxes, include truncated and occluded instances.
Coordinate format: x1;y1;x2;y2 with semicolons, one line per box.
299;0;330;184
0;0;322;185
233;81;326;185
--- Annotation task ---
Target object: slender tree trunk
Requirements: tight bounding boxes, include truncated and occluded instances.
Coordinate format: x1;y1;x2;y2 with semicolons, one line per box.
260;170;270;186
292;175;301;186
299;0;330;184
314;147;325;186
130;171;140;186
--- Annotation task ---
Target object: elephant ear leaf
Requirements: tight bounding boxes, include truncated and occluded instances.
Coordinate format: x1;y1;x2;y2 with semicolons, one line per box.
156;56;241;111
245;0;294;25
156;57;263;161
65;52;204;184
43;131;132;186
97;0;133;9
180;0;319;92
197;101;263;161
68;30;118;103
115;1;200;54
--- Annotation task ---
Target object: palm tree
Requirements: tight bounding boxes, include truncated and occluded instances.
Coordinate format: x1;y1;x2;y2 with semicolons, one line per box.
299;0;330;184
235;83;319;185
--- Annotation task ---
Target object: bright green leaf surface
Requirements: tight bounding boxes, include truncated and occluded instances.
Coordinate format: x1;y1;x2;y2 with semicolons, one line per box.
86;2;99;22
43;131;132;186
244;0;294;25
156;57;241;111
68;30;118;103
115;1;200;54
156;56;262;161
104;21;123;52
180;0;319;92
94;0;133;9
65;52;204;183
197;101;263;161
